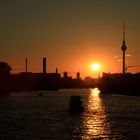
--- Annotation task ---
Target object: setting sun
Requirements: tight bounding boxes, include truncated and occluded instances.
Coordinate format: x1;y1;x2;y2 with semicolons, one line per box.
91;63;100;71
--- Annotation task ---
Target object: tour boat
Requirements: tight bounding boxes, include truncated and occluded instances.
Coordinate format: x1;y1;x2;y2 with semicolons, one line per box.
68;95;84;113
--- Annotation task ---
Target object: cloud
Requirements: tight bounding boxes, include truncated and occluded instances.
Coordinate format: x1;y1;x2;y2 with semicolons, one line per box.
126;54;131;57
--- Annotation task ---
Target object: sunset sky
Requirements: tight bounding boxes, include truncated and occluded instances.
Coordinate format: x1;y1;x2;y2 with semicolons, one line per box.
0;0;140;78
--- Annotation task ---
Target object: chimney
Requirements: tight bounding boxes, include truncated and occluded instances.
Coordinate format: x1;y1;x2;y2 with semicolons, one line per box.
56;68;58;74
25;58;28;73
43;57;46;74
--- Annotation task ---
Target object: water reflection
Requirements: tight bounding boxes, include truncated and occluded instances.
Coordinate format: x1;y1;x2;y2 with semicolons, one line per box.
82;88;111;139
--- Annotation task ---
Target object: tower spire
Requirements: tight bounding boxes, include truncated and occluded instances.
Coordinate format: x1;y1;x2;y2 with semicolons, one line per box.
123;21;125;42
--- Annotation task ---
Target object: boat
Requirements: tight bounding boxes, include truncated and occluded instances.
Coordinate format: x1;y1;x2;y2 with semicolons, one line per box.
68;95;84;113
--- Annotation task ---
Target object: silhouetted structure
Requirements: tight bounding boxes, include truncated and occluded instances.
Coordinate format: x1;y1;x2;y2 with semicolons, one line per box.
99;72;140;96
25;58;28;73
0;60;140;96
56;68;58;74
0;61;12;76
126;65;140;72
76;72;80;79
63;71;68;79
68;95;84;113
43;57;46;74
121;22;127;74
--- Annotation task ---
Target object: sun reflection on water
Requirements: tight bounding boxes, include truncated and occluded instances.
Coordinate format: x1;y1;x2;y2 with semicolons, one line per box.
92;87;101;96
82;88;111;139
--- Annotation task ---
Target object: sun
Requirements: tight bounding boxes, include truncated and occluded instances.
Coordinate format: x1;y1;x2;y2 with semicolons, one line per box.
91;63;100;71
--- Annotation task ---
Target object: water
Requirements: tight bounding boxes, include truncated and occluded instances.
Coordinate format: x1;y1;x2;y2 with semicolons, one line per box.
0;88;140;139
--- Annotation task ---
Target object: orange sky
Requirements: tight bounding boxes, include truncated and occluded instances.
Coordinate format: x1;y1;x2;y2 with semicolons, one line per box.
1;1;140;78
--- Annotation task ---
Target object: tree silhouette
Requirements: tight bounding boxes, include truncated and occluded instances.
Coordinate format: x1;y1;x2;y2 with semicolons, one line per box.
0;62;12;75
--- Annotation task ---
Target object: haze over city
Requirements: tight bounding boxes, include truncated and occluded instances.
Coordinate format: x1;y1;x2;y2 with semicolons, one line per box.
1;0;140;77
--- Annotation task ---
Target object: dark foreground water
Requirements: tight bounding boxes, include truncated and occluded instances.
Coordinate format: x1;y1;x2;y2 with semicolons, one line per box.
0;88;140;140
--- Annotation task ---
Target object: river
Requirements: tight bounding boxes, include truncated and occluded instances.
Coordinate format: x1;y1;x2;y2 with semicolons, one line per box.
0;88;140;139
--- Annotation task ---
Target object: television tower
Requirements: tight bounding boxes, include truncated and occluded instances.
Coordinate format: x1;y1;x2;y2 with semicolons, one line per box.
121;22;127;74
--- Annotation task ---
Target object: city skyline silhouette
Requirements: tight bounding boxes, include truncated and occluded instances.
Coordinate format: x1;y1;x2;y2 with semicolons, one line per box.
0;0;140;77
0;1;140;139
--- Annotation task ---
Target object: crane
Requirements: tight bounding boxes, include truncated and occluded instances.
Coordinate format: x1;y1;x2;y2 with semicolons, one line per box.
126;65;140;72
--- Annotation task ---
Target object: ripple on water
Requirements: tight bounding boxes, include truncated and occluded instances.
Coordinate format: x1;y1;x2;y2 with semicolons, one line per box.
0;89;140;139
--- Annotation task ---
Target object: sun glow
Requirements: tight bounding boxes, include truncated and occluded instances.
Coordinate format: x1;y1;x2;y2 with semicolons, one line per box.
91;63;100;71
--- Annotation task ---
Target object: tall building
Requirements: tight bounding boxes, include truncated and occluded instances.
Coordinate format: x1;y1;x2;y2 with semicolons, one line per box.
121;22;127;74
43;57;46;74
